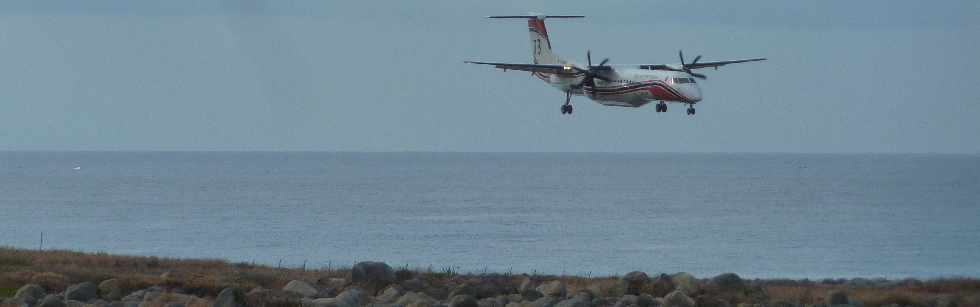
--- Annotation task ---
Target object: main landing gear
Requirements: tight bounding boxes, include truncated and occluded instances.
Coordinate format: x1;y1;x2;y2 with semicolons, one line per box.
655;101;668;113
560;91;574;115
686;104;696;116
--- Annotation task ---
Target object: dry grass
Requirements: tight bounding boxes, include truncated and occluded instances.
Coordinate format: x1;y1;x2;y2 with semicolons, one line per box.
765;279;980;307
2;247;979;306
0;247;345;297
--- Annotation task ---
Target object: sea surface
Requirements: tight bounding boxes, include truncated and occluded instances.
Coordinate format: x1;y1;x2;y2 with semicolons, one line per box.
1;152;978;279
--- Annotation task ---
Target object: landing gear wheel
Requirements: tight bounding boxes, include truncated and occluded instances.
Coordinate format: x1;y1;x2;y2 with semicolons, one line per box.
568;105;573;114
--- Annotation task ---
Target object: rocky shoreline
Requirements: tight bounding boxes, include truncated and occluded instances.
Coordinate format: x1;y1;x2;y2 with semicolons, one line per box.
1;249;976;307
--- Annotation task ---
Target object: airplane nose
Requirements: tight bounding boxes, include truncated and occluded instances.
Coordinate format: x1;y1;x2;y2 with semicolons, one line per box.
687;85;703;102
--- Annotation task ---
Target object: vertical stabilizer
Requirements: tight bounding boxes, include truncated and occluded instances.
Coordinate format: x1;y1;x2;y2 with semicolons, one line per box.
487;15;583;65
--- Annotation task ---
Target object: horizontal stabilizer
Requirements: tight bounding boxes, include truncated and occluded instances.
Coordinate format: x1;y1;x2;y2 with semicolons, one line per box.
487;15;584;19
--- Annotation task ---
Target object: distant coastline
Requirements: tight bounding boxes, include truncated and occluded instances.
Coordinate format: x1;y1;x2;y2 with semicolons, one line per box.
1;248;976;307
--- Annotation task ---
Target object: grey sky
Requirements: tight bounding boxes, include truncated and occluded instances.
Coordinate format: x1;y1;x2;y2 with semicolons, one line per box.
1;0;977;153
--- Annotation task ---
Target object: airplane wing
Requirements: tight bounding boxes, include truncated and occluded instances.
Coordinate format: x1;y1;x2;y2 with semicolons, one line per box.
464;61;584;74
638;58;766;71
684;58;766;70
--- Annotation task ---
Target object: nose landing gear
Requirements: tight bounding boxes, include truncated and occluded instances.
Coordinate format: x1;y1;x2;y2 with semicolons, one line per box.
560;91;574;115
655;101;668;113
686;104;696;116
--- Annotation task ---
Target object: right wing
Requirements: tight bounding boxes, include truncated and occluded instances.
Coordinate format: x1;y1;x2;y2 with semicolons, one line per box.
684;58;767;70
464;61;583;75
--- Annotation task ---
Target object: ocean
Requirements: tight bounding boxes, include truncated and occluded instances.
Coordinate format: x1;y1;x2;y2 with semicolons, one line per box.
1;152;978;279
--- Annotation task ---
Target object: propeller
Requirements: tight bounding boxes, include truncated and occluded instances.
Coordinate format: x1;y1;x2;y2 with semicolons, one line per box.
679;50;707;79
580;50;613;88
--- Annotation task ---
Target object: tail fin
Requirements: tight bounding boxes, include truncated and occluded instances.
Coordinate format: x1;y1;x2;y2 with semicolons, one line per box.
487;15;583;65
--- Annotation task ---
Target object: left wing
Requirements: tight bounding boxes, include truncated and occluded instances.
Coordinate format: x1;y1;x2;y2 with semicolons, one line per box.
464;61;583;74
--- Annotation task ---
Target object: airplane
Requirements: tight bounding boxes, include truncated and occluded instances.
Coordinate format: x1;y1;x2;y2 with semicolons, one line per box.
465;15;766;116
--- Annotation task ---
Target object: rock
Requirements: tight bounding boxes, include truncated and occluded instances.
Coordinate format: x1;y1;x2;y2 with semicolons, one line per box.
65;300;86;307
708;274;744;293
670;273;698;295
694;296;730;307
213;288;247;307
246;287;303;307
554;296;590;307
613;295;638;307
825;290;849;306
662;291;694;307
394;292;437;307
401;278;425;292
351;262;395;288
519;278;537;295
107;301;139;307
284;280;320;298
450;283;479;299
521;290;543;302
935;294;961;307
14;284;46;305
530;297;559;307
122;287;163;303
621;272;649;296
335;288;364;307
535;281;566;298
637;294;659;307
99;279;124;301
318;277;349;290
65;282;99;302
647;274;675;298
376;285;404;303
450;295;479;307
31;273;70;292
37;295;66;307
478;297;508;307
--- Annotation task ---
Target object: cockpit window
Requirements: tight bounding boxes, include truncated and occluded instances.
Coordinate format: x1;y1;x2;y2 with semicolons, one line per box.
673;77;696;84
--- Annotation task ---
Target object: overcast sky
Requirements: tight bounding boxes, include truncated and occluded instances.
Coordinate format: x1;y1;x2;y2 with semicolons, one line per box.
0;0;977;153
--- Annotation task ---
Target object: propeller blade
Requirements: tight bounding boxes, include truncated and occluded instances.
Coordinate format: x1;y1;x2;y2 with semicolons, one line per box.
587;50;592;67
598;58;610;67
691;72;707;79
691;55;702;65
679;50;685;66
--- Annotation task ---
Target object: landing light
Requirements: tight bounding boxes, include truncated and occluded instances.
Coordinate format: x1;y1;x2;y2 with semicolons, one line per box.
562;65;572;71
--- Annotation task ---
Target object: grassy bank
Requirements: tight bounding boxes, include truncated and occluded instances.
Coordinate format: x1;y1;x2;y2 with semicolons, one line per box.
1;247;977;307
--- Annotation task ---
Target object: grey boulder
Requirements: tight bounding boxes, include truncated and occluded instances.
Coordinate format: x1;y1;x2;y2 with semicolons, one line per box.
352;262;395;285
213;288;247;307
449;295;479;307
394;291;437;307
98;279;124;301
621;272;649;296
14;284;46;305
37;295;67;307
284;280;320;298
65;282;98;302
670;273;698;295
662;291;694;307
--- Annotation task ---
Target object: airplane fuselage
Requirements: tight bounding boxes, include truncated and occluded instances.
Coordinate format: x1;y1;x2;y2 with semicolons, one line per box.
534;66;703;107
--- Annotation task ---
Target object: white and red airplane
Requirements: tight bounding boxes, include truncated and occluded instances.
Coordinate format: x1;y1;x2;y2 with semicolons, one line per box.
466;15;766;116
